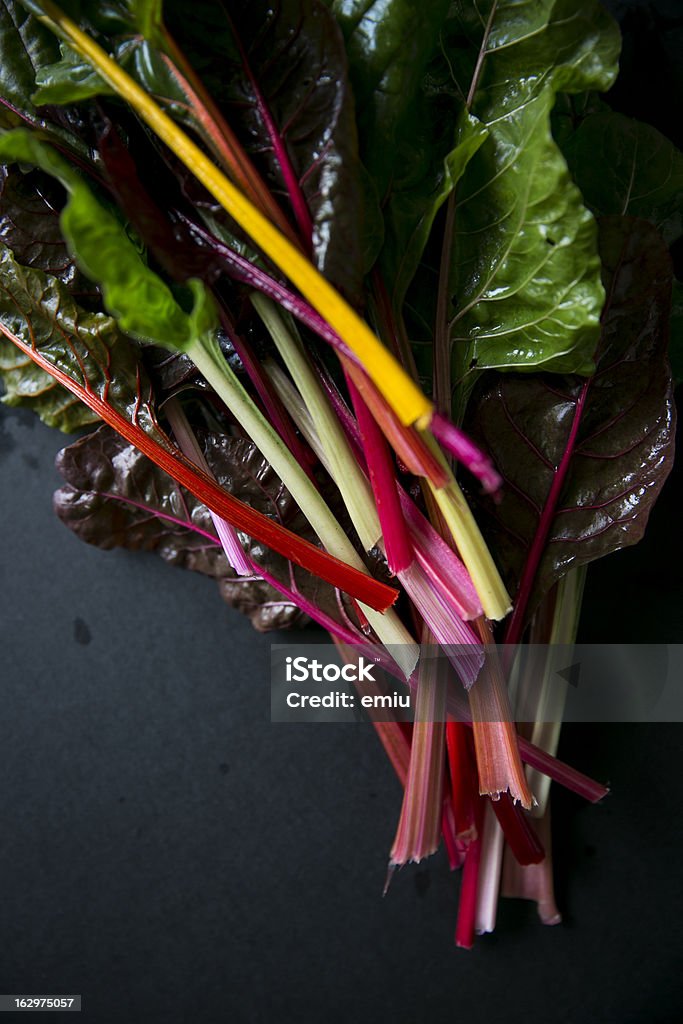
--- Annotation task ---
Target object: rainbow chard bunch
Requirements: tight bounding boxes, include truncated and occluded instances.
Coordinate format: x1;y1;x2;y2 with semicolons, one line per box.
0;0;679;945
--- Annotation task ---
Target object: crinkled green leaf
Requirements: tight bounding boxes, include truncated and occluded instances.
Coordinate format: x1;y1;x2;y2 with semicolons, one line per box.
0;128;217;352
0;246;164;438
383;110;488;314
326;0;463;306
0;161;100;429
464;217;676;622
0;340;97;429
559;110;683;246
447;0;620;410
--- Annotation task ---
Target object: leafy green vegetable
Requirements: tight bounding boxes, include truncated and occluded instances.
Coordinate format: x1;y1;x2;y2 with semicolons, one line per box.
446;0;620;410
0;0;59;119
0;337;97;429
325;0;463;310
559;110;683;246
464;217;676;627
1;0;678;933
0;162;99;428
0;162;94;294
32;39;112;104
0;245;165;437
383;110;488;316
325;0;450;202
0;128;217;350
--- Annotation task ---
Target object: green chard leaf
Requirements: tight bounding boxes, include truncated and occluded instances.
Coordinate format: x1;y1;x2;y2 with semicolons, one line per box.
0;0;59;119
463;217;676;627
0;128;216;351
0;331;98;430
0;161;100;429
558;110;683;247
325;0;451;201
32;39;113;105
0;245;165;437
325;0;466;308
446;0;621;411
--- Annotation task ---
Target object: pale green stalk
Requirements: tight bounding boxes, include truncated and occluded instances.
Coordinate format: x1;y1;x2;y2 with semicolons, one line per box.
422;437;511;621
521;567;587;816
264;360;324;463
186;334;418;675
251;294;381;551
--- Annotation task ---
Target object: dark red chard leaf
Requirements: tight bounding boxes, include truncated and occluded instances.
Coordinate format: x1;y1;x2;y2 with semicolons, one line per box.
54;424;359;632
165;0;368;303
464;217;676;638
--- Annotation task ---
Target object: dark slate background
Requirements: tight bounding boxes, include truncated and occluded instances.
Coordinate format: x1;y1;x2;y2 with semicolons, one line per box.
1;1;683;1021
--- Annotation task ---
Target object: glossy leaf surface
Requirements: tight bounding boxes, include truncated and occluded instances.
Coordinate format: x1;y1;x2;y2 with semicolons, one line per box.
560;109;683;246
447;0;620;407
465;217;676;623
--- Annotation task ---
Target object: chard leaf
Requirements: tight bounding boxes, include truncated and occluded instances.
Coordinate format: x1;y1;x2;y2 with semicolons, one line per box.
325;0;451;201
95;115;221;284
559;110;683;246
54;423;357;632
383;110;488;314
326;0;461;306
464;217;676;630
165;0;371;302
0;0;59;118
32;40;112;105
0;245;166;437
0;338;98;429
0;162;99;430
447;0;620;402
0;128;216;351
0;163;92;293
